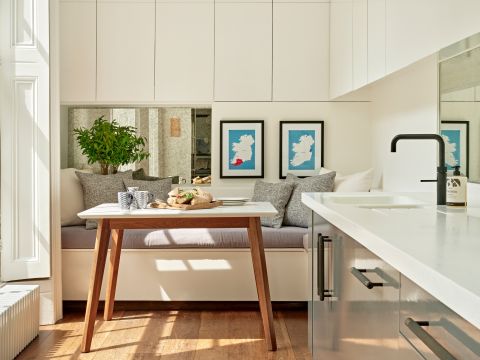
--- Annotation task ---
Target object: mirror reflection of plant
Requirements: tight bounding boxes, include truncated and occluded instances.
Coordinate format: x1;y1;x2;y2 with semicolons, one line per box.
110;124;149;173
73;116;150;175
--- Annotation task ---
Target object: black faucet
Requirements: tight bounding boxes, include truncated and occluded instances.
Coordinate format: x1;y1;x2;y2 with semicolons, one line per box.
390;134;447;205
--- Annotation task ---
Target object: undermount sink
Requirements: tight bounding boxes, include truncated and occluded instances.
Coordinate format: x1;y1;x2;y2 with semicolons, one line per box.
325;194;427;209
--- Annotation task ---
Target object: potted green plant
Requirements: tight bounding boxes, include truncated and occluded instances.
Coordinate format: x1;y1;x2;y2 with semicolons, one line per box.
73;116;149;174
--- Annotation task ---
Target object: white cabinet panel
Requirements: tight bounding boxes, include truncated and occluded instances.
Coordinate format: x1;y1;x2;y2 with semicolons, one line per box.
97;0;155;102
214;3;272;101
60;0;96;102
273;3;329;101
329;1;353;99
155;2;214;103
216;0;270;3
352;0;367;89
367;0;385;83
386;0;480;75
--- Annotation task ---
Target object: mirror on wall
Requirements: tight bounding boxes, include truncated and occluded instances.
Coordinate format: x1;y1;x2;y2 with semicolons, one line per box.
60;107;212;184
439;33;480;183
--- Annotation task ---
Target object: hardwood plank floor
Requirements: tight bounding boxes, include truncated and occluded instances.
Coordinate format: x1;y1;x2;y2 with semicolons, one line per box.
17;310;310;360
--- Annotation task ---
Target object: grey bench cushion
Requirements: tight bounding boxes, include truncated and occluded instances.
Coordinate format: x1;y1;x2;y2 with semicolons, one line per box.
61;225;308;249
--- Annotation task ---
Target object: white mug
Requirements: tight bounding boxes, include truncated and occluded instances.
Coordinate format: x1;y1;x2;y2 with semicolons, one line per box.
134;190;154;209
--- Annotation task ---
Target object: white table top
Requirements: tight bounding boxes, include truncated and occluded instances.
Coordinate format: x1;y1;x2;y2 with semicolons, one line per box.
78;202;277;219
302;192;480;330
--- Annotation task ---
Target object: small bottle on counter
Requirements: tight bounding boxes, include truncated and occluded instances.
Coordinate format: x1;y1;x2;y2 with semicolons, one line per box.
446;165;468;207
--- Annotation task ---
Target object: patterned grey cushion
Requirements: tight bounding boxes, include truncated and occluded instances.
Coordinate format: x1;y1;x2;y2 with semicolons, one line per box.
76;171;133;229
283;172;336;228
132;168;161;181
251;181;294;228
123;178;172;201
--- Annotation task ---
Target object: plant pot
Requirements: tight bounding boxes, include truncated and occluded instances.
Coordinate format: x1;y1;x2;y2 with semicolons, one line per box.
111;166;118;174
100;163;109;175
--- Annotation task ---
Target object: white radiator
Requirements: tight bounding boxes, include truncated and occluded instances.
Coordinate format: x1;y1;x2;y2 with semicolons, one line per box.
0;285;40;360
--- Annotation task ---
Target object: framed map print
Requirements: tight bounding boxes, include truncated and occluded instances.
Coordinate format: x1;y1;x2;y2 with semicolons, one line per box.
279;121;324;178
441;120;469;177
220;120;264;178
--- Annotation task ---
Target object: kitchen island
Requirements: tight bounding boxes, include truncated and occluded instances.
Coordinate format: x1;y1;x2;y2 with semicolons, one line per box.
302;192;480;360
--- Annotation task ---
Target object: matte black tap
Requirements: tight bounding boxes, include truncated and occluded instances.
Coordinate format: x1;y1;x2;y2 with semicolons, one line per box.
390;134;447;205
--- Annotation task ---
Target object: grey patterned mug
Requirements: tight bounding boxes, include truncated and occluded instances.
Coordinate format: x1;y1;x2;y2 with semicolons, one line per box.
118;192;133;210
133;190;154;209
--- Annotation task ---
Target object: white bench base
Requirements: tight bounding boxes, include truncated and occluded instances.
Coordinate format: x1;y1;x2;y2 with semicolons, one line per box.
62;248;308;301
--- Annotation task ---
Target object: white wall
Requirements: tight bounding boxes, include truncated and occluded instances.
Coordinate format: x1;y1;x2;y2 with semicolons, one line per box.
211;102;372;186
369;55;439;192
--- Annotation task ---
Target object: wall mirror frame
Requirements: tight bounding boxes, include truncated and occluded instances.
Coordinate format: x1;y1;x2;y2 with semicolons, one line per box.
439;33;480;183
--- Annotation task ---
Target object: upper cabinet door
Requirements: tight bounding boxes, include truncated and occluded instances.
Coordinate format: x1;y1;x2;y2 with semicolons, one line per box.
273;2;329;101
97;0;155;103
352;0;367;89
214;3;272;102
60;0;96;102
155;2;214;103
330;1;353;99
386;0;480;75
367;0;386;83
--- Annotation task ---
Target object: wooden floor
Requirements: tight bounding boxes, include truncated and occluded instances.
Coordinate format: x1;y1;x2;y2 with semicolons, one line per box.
17;310;311;360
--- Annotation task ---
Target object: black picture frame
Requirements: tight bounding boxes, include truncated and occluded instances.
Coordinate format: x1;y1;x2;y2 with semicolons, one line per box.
279;121;325;179
220;120;264;178
441;120;470;177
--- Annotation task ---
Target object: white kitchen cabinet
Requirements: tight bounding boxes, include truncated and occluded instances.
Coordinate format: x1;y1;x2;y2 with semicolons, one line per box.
214;3;272;101
329;1;353;99
367;0;385;83
97;0;155;102
155;2;214;103
352;0;367;89
60;0;96;102
386;0;480;75
273;2;329;101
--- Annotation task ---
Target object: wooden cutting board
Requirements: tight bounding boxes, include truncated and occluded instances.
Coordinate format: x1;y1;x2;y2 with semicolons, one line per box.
150;200;224;210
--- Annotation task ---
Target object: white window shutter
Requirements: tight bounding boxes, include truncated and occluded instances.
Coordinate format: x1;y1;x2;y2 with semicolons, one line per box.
0;0;51;281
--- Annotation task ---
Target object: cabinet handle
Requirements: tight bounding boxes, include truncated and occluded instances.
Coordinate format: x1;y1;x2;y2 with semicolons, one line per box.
405;317;457;360
317;234;332;301
350;267;384;289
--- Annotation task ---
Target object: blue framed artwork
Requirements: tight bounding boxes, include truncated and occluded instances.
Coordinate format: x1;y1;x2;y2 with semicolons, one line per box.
280;121;324;178
220;120;264;178
441;120;469;177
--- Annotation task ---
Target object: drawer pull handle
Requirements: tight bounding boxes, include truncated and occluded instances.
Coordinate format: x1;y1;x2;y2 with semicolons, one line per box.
317;234;332;301
405;317;457;360
350;267;383;289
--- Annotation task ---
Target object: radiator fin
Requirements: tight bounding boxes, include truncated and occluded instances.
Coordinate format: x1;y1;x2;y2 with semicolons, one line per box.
0;285;40;360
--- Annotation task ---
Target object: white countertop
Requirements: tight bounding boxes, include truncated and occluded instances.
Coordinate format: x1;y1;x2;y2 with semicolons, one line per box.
78;201;277;219
302;192;480;330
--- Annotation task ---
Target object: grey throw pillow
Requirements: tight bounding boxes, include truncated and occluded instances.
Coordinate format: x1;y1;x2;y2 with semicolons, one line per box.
123;178;172;201
251;181;294;228
283;172;336;228
76;171;133;229
132;168;161;181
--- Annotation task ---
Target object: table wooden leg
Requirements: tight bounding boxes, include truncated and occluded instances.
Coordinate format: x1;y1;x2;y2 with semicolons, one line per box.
81;219;111;353
247;217;277;351
104;229;124;321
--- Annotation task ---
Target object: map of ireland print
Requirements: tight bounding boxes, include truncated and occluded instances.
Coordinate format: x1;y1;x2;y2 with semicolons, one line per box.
229;129;256;170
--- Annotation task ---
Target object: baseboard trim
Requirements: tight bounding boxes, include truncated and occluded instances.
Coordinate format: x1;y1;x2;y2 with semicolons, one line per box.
63;300;307;313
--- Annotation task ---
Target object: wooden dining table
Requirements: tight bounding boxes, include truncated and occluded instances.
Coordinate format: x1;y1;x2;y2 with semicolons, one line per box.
77;202;278;353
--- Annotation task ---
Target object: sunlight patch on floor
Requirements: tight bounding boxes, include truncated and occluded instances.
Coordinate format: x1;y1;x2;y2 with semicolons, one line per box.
343;337;399;349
